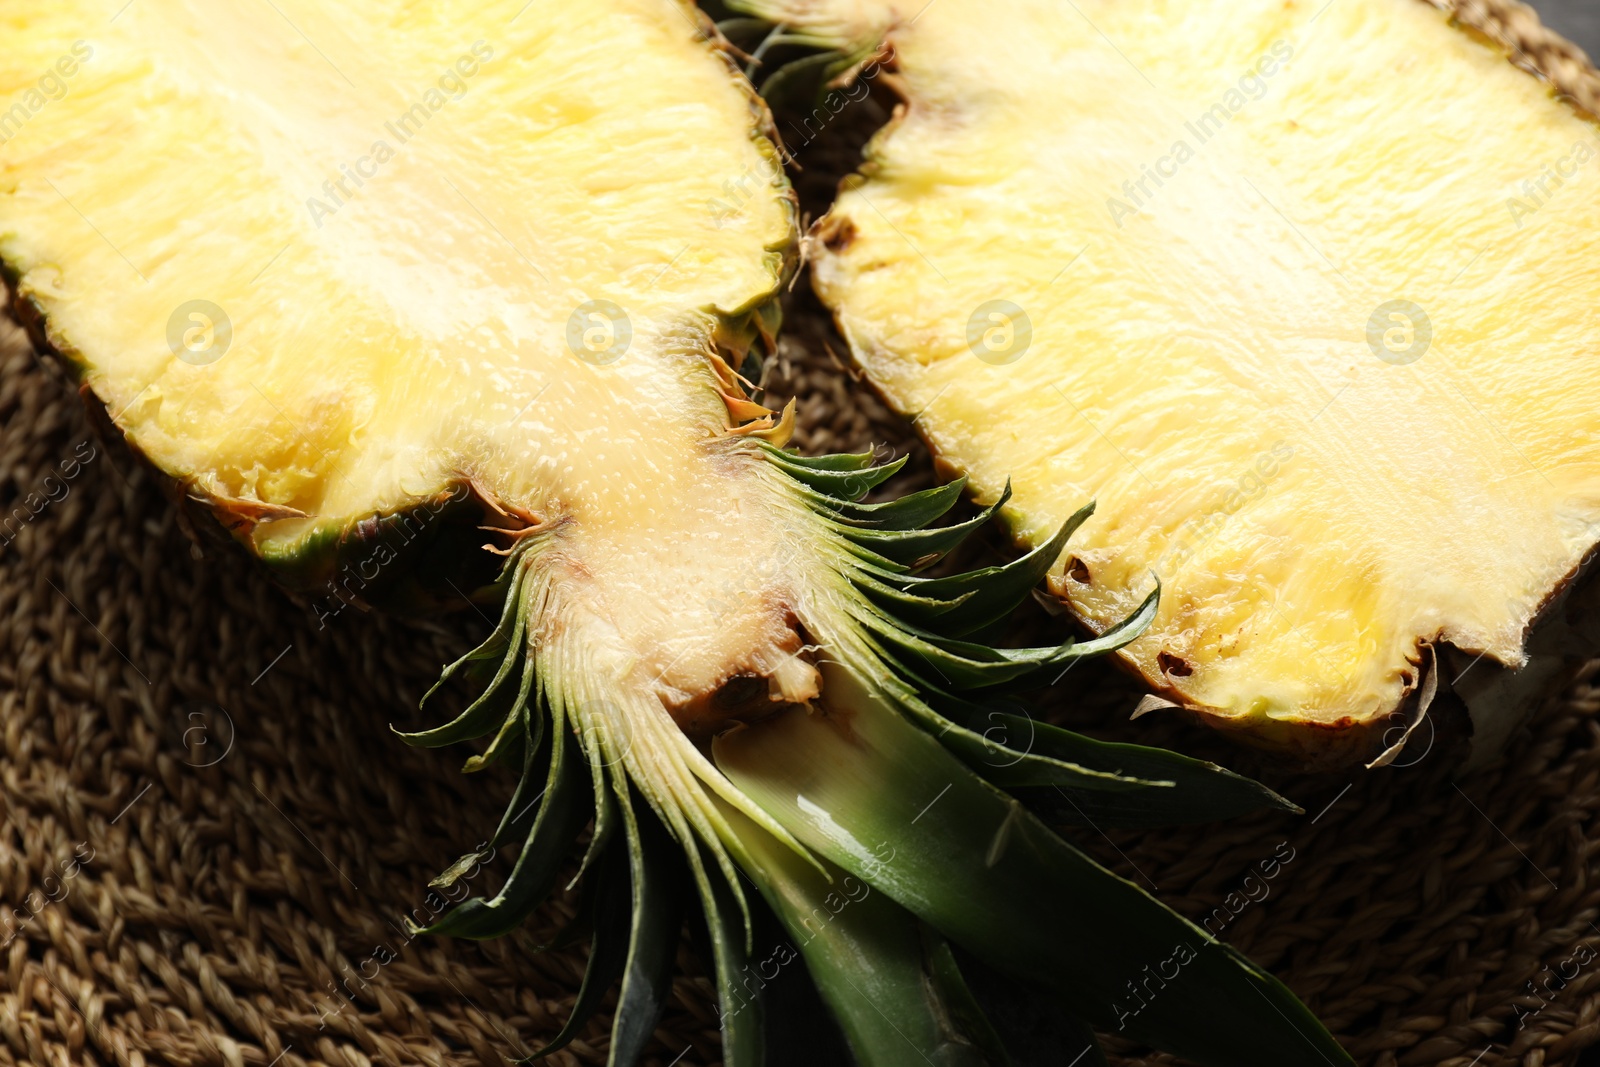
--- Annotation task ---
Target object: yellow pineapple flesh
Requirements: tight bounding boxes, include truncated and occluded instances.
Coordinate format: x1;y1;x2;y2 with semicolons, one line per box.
759;0;1600;760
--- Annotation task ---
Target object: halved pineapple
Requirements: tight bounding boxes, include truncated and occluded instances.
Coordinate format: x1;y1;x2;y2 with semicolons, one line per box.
0;2;1347;1064
751;0;1600;764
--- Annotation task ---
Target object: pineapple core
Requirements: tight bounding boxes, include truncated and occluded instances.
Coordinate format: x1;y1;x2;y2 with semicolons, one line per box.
783;0;1600;750
0;0;810;722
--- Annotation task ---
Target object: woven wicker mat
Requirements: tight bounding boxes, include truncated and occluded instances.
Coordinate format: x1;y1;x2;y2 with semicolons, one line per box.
6;2;1600;1066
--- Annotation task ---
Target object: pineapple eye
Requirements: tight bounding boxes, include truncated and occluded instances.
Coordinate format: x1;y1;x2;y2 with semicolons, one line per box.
1158;651;1194;678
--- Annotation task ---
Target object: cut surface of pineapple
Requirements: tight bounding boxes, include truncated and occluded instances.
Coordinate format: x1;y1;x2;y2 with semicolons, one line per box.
757;0;1600;758
0;0;814;713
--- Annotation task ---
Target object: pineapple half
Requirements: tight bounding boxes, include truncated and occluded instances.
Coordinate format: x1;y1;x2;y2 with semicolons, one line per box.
746;0;1600;765
0;2;1347;1065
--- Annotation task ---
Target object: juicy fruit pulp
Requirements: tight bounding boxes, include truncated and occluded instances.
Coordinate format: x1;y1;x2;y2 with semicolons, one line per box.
1;0;807;720
763;0;1600;759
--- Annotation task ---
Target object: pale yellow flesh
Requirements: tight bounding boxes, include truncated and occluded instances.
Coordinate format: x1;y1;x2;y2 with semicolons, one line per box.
763;0;1600;737
0;0;821;710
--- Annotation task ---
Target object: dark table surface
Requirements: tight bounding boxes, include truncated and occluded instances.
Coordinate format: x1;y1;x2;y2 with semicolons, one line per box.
1533;0;1600;58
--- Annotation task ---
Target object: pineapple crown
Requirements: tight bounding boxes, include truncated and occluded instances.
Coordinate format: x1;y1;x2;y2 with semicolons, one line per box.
393;444;1345;1067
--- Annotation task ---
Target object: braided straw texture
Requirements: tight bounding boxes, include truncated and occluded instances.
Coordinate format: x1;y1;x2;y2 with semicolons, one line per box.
3;2;1600;1066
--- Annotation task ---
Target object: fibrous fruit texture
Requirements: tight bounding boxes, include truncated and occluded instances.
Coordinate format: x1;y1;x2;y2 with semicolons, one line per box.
754;0;1600;764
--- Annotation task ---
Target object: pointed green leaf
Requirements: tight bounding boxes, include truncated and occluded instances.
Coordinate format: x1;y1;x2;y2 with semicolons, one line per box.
608;807;686;1067
719;801;1007;1066
837;538;913;576
417;730;588;940
760;443;879;472
488;695;549;846
856;502;1092;638
837;485;1007;569
928;697;1297;827
856;622;1043;690
854;572;975;629
857;580;1158;692
713;666;1351;1067
414;555;528;701
987;580;1157;667
534;841;631;1059
430;701;551;890
922;929;1014;1067
570;739;620;889
766;450;907;500
703;859;765;1067
825;477;969;531
925;502;1091;637
462;698;526;773
756;49;856;108
889;690;1169;796
398;588;531;747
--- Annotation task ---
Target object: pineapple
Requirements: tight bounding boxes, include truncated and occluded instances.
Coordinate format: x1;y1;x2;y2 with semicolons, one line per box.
746;0;1600;766
0;1;1347;1064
